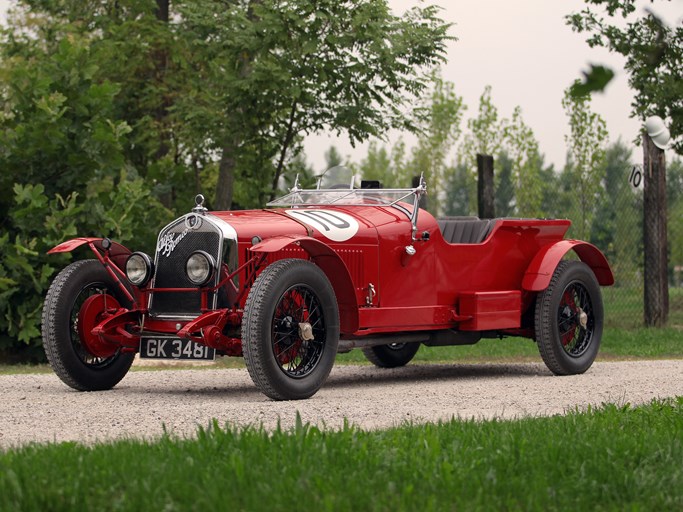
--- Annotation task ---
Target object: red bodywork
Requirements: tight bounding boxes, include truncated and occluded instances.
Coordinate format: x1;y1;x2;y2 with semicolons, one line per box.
49;204;613;356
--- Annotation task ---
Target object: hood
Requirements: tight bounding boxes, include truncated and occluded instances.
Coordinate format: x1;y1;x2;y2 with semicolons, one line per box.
209;205;412;246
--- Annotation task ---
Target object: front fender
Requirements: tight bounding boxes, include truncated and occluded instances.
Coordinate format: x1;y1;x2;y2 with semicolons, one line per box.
250;235;359;333
523;240;614;291
49;237;133;273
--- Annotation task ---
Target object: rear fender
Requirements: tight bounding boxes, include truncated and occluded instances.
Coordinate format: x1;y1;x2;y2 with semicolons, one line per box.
522;240;614;291
250;236;359;334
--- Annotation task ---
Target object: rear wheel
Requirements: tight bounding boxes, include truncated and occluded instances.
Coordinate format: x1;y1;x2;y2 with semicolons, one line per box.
362;342;420;368
535;261;603;375
242;259;339;400
42;260;135;391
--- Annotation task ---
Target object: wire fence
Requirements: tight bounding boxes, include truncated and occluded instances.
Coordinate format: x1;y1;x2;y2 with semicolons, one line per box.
590;164;683;329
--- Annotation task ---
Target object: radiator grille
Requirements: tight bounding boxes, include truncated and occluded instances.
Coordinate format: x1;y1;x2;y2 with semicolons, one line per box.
150;217;222;317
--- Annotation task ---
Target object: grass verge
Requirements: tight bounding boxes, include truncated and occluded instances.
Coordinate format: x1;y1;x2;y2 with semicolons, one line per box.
1;399;681;511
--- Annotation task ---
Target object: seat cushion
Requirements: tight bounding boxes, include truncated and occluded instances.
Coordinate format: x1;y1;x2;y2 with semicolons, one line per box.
437;218;492;244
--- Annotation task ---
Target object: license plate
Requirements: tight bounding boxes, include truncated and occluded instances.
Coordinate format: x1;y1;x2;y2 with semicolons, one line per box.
139;337;215;361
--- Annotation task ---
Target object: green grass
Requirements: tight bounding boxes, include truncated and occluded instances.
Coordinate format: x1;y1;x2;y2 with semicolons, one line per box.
0;364;53;375
603;285;683;329
1;399;681;511
600;327;683;358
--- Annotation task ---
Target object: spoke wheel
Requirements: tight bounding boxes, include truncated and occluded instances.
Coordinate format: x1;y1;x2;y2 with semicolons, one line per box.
272;285;326;378
42;260;135;391
243;259;339;400
557;284;594;357
535;261;603;375
362;342;420;368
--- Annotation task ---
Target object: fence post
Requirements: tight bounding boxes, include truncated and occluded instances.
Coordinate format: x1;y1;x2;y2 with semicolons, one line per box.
477;154;495;219
643;132;668;327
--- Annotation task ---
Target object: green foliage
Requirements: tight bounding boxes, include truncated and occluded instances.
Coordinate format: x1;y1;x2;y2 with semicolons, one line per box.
324;146;344;170
589;140;642;288
0;0;450;357
0;178;171;358
0;29;130;212
84;170;174;253
461;85;503;167
356;139;411;190
570;64;616;97
568;0;683;154
357;141;395;188
1;399;683;510
177;0;452;209
0;185;78;354
494;152;515;217
562;82;609;239
355;73;467;206
442;161;476;216
405;73;466;215
503;106;544;217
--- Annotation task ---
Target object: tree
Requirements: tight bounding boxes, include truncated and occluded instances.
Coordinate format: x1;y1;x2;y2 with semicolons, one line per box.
494;151;515;217
461;85;504;168
568;0;683;154
178;0;452;209
324;146;344;170
503;106;544;218
359;142;395;188
0;1;202;213
562;83;608;239
0;2;182;357
405;74;465;215
442;161;476;217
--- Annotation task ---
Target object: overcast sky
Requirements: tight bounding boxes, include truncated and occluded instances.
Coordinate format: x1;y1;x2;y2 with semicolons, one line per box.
308;0;682;172
1;0;680;173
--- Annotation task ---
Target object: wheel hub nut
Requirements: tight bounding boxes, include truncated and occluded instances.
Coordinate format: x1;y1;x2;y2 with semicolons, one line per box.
579;308;588;329
299;322;314;341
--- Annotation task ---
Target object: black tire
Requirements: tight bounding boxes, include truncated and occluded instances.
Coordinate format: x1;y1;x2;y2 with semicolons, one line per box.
362;342;420;368
41;260;135;391
242;259;339;400
535;260;604;375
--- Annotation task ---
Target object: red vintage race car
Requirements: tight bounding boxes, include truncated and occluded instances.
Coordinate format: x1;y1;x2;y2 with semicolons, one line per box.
42;167;613;400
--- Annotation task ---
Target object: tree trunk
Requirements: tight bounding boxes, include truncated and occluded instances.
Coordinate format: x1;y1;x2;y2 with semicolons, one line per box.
215;141;237;211
213;0;260;210
643;132;668;327
477;153;495;219
269;102;299;202
155;0;169;22
152;0;172;207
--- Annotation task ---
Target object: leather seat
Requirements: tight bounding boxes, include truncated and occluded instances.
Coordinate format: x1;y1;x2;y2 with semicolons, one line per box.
437;218;493;244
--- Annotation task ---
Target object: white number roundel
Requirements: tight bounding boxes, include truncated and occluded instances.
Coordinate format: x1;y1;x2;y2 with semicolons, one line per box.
286;209;360;242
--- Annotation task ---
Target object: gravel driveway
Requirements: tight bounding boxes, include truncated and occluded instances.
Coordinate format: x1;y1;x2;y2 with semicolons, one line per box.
2;360;682;448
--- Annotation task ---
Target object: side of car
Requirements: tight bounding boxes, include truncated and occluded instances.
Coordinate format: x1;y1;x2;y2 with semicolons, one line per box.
41;177;614;400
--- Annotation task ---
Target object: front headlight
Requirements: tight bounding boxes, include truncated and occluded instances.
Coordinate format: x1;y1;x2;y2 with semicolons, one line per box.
125;252;154;286
186;250;216;286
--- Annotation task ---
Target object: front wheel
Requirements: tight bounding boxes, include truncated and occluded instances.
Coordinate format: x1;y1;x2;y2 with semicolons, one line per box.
42;260;135;391
242;259;339;400
362;342;420;368
535;260;604;375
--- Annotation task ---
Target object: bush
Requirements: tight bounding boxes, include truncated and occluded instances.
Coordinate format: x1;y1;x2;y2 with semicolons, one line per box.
0;176;172;362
